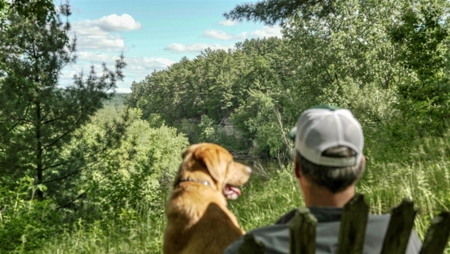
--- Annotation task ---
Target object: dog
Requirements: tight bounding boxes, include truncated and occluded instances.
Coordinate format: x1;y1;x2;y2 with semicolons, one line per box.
163;143;252;254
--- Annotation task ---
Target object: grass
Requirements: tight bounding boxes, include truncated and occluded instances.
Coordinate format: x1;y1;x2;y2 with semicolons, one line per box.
37;209;167;254
36;134;450;254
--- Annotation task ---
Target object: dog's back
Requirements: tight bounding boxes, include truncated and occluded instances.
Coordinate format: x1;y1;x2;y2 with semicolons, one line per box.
163;143;251;254
164;189;243;253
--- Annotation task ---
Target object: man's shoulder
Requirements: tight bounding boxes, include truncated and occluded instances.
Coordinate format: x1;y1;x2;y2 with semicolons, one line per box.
274;209;297;224
225;211;421;254
225;224;291;254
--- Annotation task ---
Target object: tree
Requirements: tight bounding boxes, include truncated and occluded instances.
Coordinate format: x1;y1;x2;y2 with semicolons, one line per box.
0;0;126;202
46;106;187;221
224;0;336;25
389;1;450;135
127;38;289;150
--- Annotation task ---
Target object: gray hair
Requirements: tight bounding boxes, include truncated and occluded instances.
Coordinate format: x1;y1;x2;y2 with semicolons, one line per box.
296;146;365;193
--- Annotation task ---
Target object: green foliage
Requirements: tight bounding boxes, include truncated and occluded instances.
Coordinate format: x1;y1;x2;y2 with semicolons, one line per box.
70;107;189;219
229;162;303;229
0;176;62;253
196;115;248;152
224;0;337;25
128;37;293;154
280;0;448;151
0;105;189;253
103;93;129;109
22;107;188;254
36;204;166;254
389;0;450;135
360;133;450;242
9;0;55;22
176;118;201;144
197;115;218;142
128;50;243;124
0;0;126;204
128;0;449;159
231;90;291;161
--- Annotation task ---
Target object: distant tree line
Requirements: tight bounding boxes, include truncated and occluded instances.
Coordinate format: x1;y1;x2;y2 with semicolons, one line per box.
128;0;450;160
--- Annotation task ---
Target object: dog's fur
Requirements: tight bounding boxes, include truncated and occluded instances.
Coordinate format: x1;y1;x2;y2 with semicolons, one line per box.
163;143;251;254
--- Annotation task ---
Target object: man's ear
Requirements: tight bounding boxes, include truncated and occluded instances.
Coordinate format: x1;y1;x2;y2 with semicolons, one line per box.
360;155;366;174
294;157;301;179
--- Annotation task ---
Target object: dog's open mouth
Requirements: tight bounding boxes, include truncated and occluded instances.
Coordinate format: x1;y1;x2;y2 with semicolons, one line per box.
224;184;241;200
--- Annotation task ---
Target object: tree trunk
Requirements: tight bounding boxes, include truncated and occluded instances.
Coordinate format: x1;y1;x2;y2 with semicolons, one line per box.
36;100;43;201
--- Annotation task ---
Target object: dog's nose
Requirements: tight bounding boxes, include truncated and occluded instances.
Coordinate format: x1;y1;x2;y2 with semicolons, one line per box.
245;166;252;174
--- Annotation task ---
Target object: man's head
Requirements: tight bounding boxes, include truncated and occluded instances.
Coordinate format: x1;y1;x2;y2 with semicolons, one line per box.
290;105;365;193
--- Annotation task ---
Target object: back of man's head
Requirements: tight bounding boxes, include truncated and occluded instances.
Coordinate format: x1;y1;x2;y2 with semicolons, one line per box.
289;105;365;193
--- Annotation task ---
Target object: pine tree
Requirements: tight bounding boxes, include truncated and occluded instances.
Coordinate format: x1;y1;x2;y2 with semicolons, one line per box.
0;0;126;202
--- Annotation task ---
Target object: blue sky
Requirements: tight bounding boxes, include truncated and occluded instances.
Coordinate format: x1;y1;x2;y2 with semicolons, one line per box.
62;0;282;92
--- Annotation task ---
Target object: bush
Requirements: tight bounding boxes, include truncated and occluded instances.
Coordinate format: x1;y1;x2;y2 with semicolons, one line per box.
0;176;63;253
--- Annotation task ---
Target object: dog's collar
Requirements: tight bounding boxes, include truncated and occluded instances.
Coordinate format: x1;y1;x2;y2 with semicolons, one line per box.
176;177;211;187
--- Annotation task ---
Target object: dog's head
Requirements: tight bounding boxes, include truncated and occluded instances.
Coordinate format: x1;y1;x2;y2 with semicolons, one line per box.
175;143;252;200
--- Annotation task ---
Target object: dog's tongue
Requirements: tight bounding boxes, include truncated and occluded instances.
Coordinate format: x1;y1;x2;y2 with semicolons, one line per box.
224;184;241;200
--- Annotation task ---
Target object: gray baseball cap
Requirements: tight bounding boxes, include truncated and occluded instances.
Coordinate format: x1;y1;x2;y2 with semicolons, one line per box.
289;105;364;167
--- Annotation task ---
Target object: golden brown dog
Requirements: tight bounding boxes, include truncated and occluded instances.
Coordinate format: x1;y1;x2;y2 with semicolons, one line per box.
163;143;252;254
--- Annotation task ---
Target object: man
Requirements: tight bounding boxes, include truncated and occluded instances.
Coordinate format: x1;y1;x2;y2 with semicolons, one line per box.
225;105;421;254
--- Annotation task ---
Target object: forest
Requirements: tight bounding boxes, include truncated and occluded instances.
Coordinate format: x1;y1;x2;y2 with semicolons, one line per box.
1;0;450;253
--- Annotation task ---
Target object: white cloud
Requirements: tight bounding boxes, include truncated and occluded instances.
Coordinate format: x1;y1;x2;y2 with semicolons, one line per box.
127;56;175;71
203;30;246;41
71;14;141;51
80;14;141;32
75;52;174;73
166;26;282;53
164;43;234;53
59;53;175;93
219;20;239;26
73;31;126;51
252;26;282;38
115;87;132;93
202;26;282;41
76;52;120;64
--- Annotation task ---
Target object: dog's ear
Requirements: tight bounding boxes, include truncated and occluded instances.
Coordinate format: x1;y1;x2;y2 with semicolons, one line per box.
182;146;193;159
194;144;229;182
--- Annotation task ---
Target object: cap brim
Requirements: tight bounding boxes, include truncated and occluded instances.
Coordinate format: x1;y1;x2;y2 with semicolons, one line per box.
289;127;297;141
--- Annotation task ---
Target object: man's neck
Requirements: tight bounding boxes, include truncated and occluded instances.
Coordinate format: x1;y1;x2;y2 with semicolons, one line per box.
304;185;355;207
